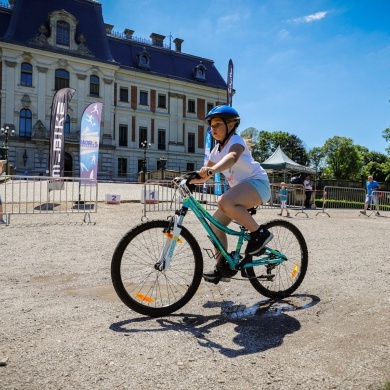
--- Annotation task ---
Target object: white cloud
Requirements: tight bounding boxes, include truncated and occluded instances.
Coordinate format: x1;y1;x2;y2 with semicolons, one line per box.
290;11;328;24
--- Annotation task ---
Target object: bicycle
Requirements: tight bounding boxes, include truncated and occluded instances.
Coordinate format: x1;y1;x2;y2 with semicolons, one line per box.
111;172;308;317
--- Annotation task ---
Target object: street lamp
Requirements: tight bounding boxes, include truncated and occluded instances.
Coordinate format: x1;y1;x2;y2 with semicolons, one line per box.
140;140;150;173
0;126;16;175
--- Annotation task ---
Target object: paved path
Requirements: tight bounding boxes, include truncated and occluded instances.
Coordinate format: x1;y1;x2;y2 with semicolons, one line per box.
0;204;389;389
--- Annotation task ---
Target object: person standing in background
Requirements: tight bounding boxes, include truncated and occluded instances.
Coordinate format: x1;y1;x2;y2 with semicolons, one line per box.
277;182;290;217
303;174;313;209
360;175;381;216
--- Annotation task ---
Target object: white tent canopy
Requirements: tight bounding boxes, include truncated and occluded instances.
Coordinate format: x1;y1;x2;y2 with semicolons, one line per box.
261;145;316;175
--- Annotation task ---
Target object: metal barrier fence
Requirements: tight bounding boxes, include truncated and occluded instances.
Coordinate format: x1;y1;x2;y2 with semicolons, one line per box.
270;183;307;216
141;180;306;218
1;175;98;225
315;186;380;217
371;190;390;216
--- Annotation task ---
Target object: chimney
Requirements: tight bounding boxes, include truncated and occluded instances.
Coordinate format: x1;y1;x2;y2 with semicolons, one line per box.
124;29;134;39
150;33;165;47
173;38;184;52
104;24;114;34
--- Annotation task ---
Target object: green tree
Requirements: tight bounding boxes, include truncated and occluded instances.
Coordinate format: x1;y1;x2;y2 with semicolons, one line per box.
322;136;361;180
383;127;390;155
356;146;389;181
256;130;309;164
239;127;260;158
308;146;325;171
239;127;259;143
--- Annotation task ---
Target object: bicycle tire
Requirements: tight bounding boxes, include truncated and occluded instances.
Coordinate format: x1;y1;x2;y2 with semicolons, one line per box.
247;219;308;299
111;220;203;317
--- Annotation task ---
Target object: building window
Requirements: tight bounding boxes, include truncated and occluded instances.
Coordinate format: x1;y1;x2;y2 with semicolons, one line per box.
55;69;70;90
188;132;195;153
158;129;166;150
64;115;70;134
90;75;100;97
138;159;144;173
56;21;70;46
187;162;195;171
139;127;147;148
139;90;148;106
19;109;32;137
118;158;127;178
119;87;129;102
119;125;128;147
157;94;166;108
157;159;167;170
188;99;196;113
207;103;214;114
21;63;33;86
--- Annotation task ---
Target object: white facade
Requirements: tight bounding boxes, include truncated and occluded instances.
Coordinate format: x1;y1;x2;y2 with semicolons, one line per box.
0;2;227;180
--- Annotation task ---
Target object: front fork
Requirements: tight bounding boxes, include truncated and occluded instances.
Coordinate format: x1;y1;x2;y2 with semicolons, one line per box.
158;209;186;270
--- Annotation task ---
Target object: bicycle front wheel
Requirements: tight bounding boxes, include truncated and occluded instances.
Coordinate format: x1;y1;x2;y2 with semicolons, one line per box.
111;220;203;317
247;220;308;299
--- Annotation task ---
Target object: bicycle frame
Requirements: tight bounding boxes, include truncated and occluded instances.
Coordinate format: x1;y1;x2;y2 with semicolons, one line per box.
162;192;287;271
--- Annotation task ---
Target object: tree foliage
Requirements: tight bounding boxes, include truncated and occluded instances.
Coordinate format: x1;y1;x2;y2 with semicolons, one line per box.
382;127;390;155
308;147;325;171
237;127;390;183
249;130;309;164
322;136;361;180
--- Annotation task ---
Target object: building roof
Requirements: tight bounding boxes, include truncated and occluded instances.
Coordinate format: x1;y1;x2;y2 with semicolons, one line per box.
0;0;227;89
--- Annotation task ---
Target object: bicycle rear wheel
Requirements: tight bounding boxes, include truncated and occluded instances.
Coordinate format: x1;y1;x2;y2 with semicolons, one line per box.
111;220;203;317
247;220;308;299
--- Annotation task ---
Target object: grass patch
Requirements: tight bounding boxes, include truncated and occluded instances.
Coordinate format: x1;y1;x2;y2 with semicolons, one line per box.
382;381;390;390
314;198;390;211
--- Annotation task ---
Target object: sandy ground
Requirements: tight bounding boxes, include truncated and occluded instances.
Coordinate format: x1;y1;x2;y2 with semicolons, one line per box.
0;201;389;390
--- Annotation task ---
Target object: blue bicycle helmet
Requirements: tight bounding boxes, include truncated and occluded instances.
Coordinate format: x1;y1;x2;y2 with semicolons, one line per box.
205;105;240;145
205;105;240;124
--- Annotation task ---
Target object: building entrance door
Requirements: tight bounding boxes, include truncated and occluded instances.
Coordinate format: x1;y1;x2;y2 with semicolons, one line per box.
64;152;73;177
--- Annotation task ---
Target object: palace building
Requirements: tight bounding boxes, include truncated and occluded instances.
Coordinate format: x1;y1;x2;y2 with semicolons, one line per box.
0;0;228;180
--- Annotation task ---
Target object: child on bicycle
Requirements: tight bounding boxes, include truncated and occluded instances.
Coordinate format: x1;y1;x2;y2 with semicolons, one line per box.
193;105;273;283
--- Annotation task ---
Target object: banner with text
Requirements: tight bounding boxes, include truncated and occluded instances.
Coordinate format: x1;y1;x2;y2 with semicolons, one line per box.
227;59;234;107
48;87;76;190
80;102;103;185
203;127;212;194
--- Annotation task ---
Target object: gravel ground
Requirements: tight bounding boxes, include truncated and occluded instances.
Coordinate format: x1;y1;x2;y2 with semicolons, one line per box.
0;195;389;390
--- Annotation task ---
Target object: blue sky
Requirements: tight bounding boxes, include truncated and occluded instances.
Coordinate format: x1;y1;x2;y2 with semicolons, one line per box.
99;0;390;155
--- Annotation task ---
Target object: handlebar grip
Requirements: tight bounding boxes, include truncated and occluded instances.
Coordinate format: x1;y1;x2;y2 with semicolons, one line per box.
206;169;214;176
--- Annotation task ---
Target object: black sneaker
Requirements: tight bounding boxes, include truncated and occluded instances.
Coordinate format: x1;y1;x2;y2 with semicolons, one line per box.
376;212;380;216
246;228;273;255
202;268;230;284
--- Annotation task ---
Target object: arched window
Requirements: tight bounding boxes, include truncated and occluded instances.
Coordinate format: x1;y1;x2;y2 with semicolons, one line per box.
64;115;71;134
55;69;70;90
21;63;33;86
19;109;32;137
90;75;100;97
56;21;70;46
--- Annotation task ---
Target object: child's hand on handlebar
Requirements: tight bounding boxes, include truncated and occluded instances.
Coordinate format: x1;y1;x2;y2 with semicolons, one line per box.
199;166;215;178
187;167;214;184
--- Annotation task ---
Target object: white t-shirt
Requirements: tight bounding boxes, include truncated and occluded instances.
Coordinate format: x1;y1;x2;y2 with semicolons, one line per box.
304;179;312;190
209;134;268;187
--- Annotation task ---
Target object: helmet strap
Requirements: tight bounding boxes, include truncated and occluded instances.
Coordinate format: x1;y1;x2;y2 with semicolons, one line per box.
217;119;236;150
